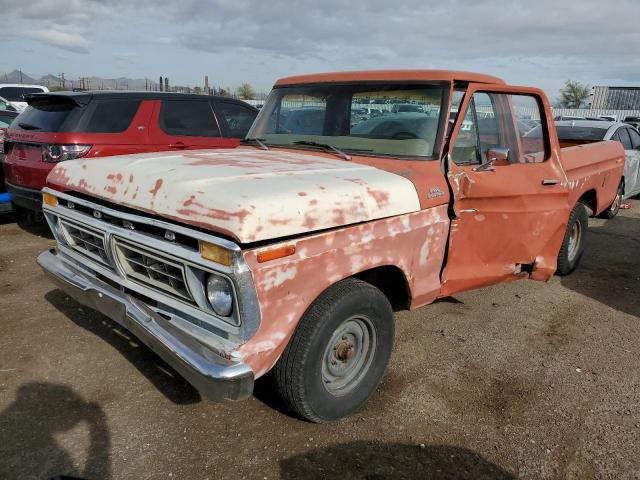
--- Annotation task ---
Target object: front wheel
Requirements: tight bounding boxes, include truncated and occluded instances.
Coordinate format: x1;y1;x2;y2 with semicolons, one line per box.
600;181;623;219
556;202;588;275
274;278;394;423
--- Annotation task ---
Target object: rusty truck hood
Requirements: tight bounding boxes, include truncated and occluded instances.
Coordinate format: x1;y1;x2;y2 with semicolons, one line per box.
47;148;421;243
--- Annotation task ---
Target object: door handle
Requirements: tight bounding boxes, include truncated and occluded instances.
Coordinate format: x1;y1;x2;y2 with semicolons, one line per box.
169;142;187;149
542;179;560;186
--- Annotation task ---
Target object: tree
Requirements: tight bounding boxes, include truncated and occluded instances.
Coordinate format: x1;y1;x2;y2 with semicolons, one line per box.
558;80;590;109
236;82;256;100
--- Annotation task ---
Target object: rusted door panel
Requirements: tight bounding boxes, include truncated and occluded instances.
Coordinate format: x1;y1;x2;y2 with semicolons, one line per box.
440;84;570;297
442;161;569;295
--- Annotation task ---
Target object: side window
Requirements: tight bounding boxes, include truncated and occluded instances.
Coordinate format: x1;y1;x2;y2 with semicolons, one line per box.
216;102;257;138
509;95;546;162
614;128;633;150
451;92;547;165
160;100;220;137
628;128;640;149
84;100;140;133
451;92;499;165
451;97;480;165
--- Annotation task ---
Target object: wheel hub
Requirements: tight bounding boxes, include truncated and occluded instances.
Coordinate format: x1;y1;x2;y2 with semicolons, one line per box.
321;315;377;396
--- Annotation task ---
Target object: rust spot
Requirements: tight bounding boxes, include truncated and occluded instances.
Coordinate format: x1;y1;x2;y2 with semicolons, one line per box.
149;178;163;196
177;206;252;223
105;185;117;195
302;214;317;229
129;174;134;183
366;187;390;208
308;199;318;206
297;192;307;197
270;218;291;226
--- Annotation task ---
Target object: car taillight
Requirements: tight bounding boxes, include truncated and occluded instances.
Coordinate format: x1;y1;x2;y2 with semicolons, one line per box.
42;144;92;162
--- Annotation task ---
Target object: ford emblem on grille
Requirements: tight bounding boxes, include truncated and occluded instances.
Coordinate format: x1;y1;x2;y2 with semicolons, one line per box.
93;210;102;219
164;230;176;242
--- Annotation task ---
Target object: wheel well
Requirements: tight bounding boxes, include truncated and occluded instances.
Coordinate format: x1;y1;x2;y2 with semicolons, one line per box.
578;189;597;214
353;266;411;311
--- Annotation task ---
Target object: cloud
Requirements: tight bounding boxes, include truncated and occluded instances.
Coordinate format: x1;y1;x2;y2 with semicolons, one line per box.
31;30;89;53
2;0;639;91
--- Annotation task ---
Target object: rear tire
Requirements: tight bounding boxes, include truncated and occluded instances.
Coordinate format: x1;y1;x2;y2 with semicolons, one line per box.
556;202;588;276
274;278;394;423
600;181;623;219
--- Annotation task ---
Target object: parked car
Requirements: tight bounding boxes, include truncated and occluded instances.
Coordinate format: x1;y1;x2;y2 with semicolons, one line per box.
0;109;18;214
38;70;622;422
623;116;640;130
0;95;18;112
553;114;585;121
3;91;258;215
0;84;49;111
552;120;640;217
391;103;425;113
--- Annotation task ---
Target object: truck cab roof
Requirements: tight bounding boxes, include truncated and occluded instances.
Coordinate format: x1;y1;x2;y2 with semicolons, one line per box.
275;70;505;86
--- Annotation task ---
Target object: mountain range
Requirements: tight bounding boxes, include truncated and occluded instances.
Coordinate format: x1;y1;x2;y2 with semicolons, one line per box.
0;70;160;90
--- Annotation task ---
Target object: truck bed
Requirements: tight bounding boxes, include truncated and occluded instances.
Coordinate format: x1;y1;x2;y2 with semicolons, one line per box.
559;140;624;215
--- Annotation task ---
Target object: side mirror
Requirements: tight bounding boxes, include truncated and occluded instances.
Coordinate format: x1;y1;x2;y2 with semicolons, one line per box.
474;147;510;172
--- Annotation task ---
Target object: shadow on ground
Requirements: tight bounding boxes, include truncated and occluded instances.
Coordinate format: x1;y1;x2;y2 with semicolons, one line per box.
45;289;201;405
280;441;515;479
0;382;111;480
561;214;640;318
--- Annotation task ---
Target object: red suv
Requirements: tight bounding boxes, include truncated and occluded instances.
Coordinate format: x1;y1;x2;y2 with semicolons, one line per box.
3;91;258;214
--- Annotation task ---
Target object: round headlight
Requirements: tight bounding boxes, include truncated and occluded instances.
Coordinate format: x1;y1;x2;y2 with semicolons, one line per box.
206;274;233;317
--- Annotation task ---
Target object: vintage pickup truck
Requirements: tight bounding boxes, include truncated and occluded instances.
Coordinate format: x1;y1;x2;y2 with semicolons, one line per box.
37;70;624;422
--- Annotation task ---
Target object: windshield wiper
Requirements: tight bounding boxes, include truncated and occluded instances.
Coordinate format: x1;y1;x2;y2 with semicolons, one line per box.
18;122;41;130
241;137;269;150
292;141;351;161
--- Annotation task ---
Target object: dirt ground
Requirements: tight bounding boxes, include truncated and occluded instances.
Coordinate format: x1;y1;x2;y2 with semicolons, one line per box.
1;201;639;480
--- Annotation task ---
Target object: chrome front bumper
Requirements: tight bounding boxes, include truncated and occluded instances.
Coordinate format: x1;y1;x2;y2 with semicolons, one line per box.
38;248;254;401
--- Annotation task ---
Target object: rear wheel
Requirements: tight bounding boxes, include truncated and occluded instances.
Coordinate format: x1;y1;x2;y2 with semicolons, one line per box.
274;278;394;423
556;202;588;275
600;181;623;219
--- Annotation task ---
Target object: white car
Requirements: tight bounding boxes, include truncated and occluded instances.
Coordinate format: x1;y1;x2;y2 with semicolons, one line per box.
555;120;640;214
0;84;49;111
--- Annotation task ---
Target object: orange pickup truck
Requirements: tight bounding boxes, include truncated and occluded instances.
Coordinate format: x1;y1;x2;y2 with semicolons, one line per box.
37;70;623;422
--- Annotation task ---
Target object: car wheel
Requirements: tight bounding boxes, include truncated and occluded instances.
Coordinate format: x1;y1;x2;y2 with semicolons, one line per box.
274;278;394;423
600;181;623;219
556;202;588;276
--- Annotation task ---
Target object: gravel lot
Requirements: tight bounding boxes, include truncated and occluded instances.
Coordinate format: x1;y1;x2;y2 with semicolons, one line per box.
1;201;639;480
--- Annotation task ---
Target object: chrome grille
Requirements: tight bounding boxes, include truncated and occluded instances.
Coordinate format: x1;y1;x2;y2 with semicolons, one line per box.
59;219;110;265
114;239;192;301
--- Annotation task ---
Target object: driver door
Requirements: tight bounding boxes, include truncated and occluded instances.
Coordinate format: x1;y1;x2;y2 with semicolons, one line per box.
440;85;570;296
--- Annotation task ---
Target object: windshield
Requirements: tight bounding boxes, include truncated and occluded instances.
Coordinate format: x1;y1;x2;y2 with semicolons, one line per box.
12;97;85;132
247;83;447;158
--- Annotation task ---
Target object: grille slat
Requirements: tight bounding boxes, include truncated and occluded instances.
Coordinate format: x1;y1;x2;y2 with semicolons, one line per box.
60;220;110;265
114;240;193;302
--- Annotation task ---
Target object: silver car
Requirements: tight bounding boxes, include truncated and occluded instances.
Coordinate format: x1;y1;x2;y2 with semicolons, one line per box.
555;120;640;209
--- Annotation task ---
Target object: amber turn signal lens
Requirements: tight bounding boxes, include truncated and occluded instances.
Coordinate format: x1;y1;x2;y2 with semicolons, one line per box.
200;241;233;267
257;245;296;263
43;192;58;208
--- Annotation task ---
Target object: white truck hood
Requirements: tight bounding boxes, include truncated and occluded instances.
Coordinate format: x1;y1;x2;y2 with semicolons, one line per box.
48;148;421;243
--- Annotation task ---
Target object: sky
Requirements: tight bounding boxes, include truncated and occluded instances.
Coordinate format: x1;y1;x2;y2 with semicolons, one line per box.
1;0;639;99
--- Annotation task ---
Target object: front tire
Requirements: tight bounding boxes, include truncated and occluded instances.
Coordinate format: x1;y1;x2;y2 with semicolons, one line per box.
556;202;588;276
600;181;623;219
274;278;394;423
